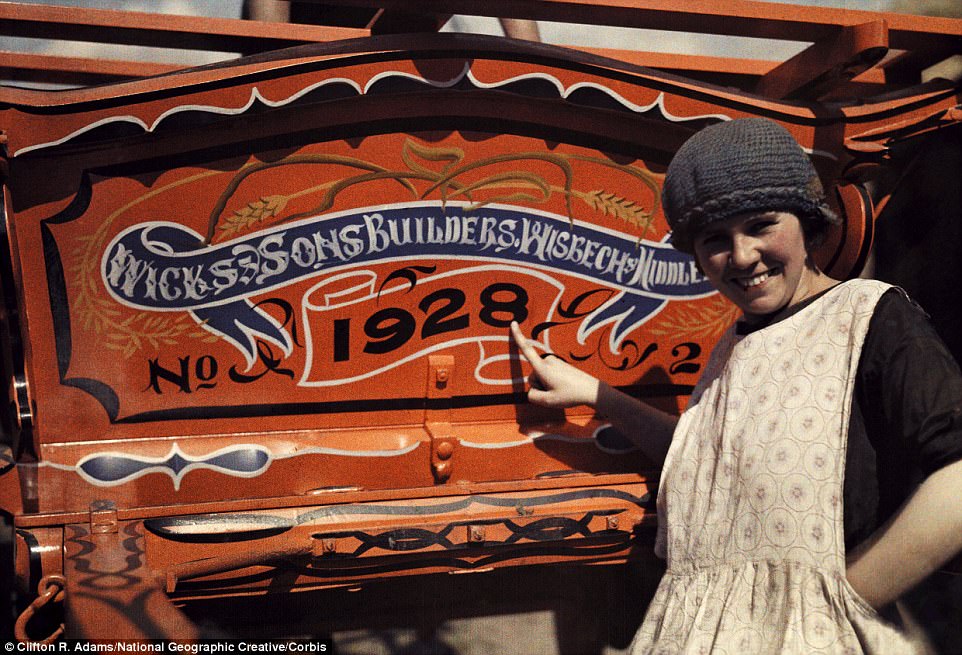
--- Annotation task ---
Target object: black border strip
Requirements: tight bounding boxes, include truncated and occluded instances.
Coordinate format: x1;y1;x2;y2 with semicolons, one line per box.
114;384;693;424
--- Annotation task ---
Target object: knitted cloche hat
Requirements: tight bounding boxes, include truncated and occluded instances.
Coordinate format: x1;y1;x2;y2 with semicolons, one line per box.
661;117;839;254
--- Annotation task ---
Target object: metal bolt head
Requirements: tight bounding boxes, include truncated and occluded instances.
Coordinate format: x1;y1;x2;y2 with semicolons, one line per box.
436;441;454;460
433;460;451;481
606;516;620;531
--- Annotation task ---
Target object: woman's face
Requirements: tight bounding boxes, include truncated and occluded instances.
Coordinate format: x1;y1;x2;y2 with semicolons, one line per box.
692;211;820;322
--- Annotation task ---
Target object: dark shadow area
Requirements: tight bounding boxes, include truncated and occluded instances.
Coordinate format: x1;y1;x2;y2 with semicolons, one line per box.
874;125;962;364
176;555;663;654
0;510;12;640
872;124;962;653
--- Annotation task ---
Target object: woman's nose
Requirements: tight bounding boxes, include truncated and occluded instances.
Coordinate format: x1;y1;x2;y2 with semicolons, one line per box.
729;234;760;268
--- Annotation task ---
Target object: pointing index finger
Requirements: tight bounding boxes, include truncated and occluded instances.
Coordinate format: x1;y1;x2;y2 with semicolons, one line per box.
510;321;545;371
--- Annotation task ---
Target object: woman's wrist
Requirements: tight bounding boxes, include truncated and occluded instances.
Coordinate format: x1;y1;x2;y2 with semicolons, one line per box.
589;379;607;408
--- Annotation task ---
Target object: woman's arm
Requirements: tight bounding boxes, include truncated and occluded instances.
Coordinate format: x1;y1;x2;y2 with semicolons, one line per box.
510;321;678;467
845;290;962;609
846;458;962;609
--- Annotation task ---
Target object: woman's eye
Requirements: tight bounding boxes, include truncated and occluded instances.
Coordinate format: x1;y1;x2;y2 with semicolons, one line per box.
698;234;724;247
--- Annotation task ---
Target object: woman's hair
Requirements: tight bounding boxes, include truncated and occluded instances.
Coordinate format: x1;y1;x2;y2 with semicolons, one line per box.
661;118;840;254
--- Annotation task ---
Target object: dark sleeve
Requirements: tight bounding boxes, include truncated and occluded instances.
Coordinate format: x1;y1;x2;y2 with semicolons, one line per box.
853;289;962;530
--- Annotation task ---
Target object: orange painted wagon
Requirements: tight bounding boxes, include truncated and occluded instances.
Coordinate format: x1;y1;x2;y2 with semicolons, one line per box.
0;0;960;645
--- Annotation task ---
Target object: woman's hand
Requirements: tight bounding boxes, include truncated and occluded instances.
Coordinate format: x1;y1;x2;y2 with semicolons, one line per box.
510;321;677;466
510;321;600;409
847;458;962;610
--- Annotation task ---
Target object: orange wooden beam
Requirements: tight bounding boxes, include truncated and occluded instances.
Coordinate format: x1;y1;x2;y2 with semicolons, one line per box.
0;2;368;53
0;51;182;86
755;20;889;100
315;0;962;54
0;46;890;93
577;47;884;84
2;1;958;55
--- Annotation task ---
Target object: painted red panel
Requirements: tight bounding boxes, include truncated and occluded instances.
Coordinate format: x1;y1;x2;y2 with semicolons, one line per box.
2;36;957;515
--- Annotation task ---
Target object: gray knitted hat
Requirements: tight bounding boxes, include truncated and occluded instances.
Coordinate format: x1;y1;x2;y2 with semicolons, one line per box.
662;118;839;254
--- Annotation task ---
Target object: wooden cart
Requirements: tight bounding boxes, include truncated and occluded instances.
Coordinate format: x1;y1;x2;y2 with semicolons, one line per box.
1;0;960;645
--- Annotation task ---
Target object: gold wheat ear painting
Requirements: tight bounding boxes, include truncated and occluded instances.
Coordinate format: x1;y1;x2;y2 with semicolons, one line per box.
208;141;661;243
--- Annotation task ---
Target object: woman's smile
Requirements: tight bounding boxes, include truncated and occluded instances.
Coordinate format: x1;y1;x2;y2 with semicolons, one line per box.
732;266;782;291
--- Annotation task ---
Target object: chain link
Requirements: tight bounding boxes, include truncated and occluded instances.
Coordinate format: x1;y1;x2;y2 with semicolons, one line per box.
14;574;66;644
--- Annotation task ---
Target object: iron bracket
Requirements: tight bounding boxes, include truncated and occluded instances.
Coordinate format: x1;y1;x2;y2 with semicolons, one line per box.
424;355;456;483
89;500;118;534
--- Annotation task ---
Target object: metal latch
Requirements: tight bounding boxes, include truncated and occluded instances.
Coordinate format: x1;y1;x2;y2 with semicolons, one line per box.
424;355;456;482
89;499;118;534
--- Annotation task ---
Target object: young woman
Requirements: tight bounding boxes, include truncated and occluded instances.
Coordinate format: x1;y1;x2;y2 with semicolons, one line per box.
510;118;962;654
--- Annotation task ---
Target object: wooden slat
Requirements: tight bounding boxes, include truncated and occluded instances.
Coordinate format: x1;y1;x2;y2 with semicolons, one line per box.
2;1;958;55
0;48;780;89
1;47;787;85
320;0;962;54
0;51;182;86
755;20;889;100
0;47;834;88
0;2;368;53
0;0;942;91
576;47;886;85
0;45;891;92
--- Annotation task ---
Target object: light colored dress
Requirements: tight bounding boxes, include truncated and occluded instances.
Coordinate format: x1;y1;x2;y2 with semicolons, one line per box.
631;280;925;654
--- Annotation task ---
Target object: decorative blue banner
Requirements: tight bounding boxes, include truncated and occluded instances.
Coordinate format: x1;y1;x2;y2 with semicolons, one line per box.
102;203;713;362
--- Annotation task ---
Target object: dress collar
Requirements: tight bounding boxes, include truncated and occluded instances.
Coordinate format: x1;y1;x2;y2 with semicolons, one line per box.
734;284;840;336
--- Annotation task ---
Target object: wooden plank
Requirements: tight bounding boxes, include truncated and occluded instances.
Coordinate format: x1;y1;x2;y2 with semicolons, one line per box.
755;20;889;100
0;47;779;86
0;2;368;53
2;1;958;55
0;51;182;86
0;45;889;93
0;47;860;91
314;0;962;54
576;47;886;84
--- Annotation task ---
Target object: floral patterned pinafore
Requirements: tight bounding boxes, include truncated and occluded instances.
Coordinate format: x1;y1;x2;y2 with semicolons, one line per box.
631;280;925;654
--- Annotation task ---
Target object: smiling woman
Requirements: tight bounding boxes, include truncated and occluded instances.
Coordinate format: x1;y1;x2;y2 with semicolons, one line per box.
511;118;962;654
